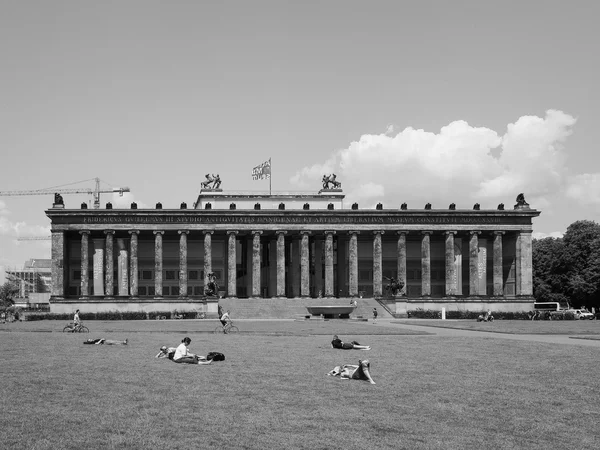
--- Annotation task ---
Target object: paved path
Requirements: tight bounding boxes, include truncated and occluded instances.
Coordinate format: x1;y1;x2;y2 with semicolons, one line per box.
375;319;600;347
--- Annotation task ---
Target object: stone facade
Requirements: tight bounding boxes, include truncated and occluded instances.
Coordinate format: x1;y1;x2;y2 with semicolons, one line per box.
46;190;540;315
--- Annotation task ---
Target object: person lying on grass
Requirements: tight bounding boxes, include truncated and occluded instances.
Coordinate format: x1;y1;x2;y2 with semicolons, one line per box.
84;338;128;345
155;346;177;359
173;337;212;365
327;359;376;384
331;335;371;350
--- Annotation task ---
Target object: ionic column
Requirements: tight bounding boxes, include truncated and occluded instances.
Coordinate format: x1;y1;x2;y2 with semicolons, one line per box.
203;231;213;289
227;231;238;298
104;230;115;297
421;232;432;296
493;231;504;296
397;231;408;295
128;231;139;297
469;231;481;296
251;231;262;297
154;231;164;298
51;230;66;298
348;231;360;298
92;238;105;296
373;231;384;297
79;231;90;297
291;237;301;297
445;231;457;296
276;231;287;298
517;230;533;296
178;231;189;297
117;238;129;296
324;231;335;297
314;237;323;296
300;231;311;298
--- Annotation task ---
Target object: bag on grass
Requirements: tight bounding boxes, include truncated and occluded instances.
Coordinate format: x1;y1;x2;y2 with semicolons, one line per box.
207;351;225;361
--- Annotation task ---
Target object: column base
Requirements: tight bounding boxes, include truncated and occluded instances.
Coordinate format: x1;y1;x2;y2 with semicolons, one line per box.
275;296;287;299
227;296;238;300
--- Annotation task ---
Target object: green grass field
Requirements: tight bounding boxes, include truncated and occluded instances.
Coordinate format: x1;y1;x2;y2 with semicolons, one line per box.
1;319;599;449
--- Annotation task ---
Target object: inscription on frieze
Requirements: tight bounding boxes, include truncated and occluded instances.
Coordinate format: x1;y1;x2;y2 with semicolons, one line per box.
62;214;522;226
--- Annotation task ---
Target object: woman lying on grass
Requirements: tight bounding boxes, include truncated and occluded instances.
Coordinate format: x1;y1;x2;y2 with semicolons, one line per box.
173;337;212;365
327;359;376;384
331;335;371;350
84;338;128;345
155;346;177;359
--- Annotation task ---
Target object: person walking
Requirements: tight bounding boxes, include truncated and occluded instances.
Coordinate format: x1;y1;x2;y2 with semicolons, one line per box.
372;308;378;323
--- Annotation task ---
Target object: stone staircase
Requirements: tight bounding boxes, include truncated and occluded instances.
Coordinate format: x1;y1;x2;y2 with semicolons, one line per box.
215;297;395;320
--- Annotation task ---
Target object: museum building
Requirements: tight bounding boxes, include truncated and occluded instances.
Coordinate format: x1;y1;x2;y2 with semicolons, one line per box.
46;186;540;317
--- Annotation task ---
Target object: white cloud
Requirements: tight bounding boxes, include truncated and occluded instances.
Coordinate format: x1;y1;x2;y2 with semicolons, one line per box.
110;192;149;209
291;110;577;209
533;231;564;239
565;173;600;206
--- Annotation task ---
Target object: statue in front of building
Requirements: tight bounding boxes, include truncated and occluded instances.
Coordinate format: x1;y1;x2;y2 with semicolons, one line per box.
212;174;222;189
321;174;342;190
205;272;219;297
384;277;404;297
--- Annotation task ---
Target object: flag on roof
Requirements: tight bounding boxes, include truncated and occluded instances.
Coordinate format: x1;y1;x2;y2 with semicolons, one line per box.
252;159;271;180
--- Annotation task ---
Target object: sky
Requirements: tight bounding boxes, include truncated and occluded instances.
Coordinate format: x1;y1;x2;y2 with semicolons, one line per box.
1;0;599;279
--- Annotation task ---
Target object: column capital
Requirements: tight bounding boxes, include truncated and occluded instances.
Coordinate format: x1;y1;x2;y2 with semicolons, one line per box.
104;230;115;235
178;230;189;235
203;230;214;235
226;230;239;236
153;230;164;235
445;231;457;236
299;230;312;236
373;230;385;236
128;230;140;236
79;230;90;236
275;230;288;236
324;230;336;236
348;231;361;235
519;230;533;235
469;230;481;236
251;230;263;236
397;230;409;236
493;230;505;236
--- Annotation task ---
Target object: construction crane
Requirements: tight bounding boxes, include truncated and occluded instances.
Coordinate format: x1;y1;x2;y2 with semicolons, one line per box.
16;237;51;241
0;177;130;209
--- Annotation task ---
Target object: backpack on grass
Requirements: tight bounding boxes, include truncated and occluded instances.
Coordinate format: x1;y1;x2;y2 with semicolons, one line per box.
207;352;225;361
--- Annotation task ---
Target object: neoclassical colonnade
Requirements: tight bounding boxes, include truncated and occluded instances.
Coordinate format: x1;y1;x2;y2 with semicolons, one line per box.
52;227;534;299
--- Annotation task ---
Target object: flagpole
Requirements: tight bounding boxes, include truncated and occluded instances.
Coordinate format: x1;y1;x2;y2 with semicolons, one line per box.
269;157;272;196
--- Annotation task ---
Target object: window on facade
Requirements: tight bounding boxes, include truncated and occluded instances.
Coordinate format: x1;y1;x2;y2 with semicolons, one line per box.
68;286;79;296
138;286;147;295
162;286;170;296
148;286;155;296
187;286;193;296
194;286;203;295
165;270;177;280
359;270;372;282
73;270;81;280
142;270;153;280
189;270;199;280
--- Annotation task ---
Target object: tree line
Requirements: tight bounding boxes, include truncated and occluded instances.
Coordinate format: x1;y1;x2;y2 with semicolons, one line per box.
533;220;600;310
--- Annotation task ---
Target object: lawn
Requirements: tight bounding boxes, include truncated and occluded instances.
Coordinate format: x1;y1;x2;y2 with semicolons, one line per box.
1;320;599;450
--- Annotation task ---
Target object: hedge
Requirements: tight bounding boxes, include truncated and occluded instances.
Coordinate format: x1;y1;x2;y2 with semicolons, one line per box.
24;311;204;321
407;309;536;320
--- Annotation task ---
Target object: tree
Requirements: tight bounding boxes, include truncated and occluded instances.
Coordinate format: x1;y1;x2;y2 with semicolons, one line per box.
532;237;571;307
0;281;19;308
562;220;600;309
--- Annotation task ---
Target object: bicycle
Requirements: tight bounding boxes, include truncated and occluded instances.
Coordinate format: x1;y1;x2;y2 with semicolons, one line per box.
213;321;238;334
63;323;90;333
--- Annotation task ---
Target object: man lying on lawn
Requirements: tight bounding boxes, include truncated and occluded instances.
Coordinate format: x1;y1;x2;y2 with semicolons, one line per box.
331;335;371;350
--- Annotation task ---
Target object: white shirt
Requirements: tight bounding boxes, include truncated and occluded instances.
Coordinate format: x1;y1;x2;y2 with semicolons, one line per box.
221;312;230;322
173;343;189;360
74;312;80;324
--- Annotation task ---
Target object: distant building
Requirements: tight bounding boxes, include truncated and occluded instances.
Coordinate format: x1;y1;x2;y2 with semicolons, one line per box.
45;183;540;317
5;259;52;307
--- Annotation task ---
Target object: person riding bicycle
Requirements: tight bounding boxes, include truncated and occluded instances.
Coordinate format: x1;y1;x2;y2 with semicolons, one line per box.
220;310;232;332
70;309;81;332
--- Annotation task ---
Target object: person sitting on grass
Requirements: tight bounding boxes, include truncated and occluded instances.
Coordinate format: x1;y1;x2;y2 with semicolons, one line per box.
155;346;177;359
173;337;212;365
331;335;371;350
477;310;494;322
220;310;232;332
84;338;128;345
327;359;376;385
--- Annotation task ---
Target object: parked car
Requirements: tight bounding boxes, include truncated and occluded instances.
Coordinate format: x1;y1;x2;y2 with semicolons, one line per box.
568;309;595;320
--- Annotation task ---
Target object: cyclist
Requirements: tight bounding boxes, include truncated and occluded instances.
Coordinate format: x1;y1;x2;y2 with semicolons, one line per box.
70;309;81;332
220;310;232;332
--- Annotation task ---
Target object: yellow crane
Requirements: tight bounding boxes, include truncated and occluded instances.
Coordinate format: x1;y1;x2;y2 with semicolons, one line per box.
0;177;130;209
